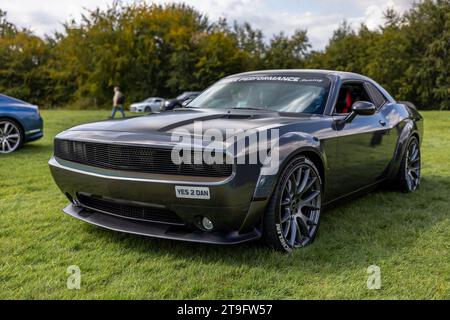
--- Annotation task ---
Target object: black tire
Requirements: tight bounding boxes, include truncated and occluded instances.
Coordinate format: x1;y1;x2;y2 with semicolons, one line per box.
144;107;151;113
263;156;323;252
0;118;23;154
396;136;421;192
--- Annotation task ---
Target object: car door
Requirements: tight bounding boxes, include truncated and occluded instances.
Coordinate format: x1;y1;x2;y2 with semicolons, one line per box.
154;99;163;109
331;81;395;197
148;99;159;111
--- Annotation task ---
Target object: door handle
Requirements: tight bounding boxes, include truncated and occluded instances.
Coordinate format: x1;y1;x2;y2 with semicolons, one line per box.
379;120;387;126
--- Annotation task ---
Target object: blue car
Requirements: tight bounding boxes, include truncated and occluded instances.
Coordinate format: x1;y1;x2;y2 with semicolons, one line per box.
0;94;43;153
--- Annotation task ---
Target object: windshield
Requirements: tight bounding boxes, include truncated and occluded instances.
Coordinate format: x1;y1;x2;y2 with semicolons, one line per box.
188;76;331;114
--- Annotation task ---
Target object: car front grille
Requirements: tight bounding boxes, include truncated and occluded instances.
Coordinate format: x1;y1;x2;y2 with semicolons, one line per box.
77;193;185;226
54;139;232;178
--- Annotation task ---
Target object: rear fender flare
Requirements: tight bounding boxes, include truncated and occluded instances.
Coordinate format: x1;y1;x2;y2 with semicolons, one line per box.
387;118;420;179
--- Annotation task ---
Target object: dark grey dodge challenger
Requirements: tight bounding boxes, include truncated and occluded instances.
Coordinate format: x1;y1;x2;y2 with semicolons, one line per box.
49;70;423;252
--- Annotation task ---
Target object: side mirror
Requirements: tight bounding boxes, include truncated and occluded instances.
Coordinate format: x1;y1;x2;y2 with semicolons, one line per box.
182;98;193;107
352;101;376;115
344;101;376;123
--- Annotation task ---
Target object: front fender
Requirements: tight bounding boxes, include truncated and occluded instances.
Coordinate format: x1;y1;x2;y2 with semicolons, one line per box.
238;132;325;233
252;131;325;200
0;111;26;132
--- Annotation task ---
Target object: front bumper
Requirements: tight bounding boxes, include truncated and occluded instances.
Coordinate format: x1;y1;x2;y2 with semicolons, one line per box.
25;130;43;142
63;203;261;244
49;156;266;244
25;116;44;142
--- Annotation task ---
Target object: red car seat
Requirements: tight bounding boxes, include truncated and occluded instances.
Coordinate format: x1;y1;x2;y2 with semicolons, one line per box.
341;90;352;114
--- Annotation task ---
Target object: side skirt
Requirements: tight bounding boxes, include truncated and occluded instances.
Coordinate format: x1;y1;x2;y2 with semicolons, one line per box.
322;179;387;210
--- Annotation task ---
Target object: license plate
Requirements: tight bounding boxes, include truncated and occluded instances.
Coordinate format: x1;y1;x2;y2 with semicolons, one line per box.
175;186;210;199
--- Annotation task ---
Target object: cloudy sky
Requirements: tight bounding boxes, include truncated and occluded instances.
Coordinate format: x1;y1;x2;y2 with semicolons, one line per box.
2;0;414;49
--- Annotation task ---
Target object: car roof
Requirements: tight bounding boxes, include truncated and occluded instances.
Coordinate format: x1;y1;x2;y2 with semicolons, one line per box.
228;69;371;81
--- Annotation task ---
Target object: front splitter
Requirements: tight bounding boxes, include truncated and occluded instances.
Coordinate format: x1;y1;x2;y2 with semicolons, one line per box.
62;204;261;245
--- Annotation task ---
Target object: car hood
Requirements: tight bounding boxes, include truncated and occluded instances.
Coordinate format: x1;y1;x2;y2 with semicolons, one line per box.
66;108;317;136
0;102;38;110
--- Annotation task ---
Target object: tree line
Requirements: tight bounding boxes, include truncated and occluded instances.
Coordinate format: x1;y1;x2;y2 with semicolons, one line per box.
0;0;448;109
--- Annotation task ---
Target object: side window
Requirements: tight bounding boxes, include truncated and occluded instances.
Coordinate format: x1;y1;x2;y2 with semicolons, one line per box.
334;82;373;114
365;83;387;108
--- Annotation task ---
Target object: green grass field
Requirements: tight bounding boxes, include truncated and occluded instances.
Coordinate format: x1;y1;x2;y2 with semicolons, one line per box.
1;110;449;299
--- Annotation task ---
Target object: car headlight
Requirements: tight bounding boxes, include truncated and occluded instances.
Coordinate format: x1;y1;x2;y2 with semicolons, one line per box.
164;101;170;106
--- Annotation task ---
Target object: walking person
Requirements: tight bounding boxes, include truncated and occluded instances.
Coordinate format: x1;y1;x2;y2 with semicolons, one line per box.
111;86;126;118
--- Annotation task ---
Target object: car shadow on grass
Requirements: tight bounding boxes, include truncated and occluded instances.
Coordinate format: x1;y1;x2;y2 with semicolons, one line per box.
1;142;51;158
82;174;449;273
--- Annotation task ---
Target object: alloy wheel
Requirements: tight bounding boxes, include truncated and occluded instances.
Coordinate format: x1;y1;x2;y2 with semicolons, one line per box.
406;140;421;191
279;163;322;248
0;120;21;154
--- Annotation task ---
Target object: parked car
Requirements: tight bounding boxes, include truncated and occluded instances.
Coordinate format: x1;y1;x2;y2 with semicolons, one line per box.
130;97;165;113
164;91;200;110
49;70;422;252
0;94;43;154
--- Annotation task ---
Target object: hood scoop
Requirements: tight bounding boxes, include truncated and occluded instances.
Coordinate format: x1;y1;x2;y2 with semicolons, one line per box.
221;113;254;119
158;112;261;132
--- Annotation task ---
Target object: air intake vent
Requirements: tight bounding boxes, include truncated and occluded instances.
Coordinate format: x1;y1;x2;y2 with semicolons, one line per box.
77;194;185;226
222;114;254;119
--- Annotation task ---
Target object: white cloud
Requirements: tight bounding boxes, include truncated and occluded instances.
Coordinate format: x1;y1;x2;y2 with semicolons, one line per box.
1;0;414;49
350;0;412;30
1;0;112;34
